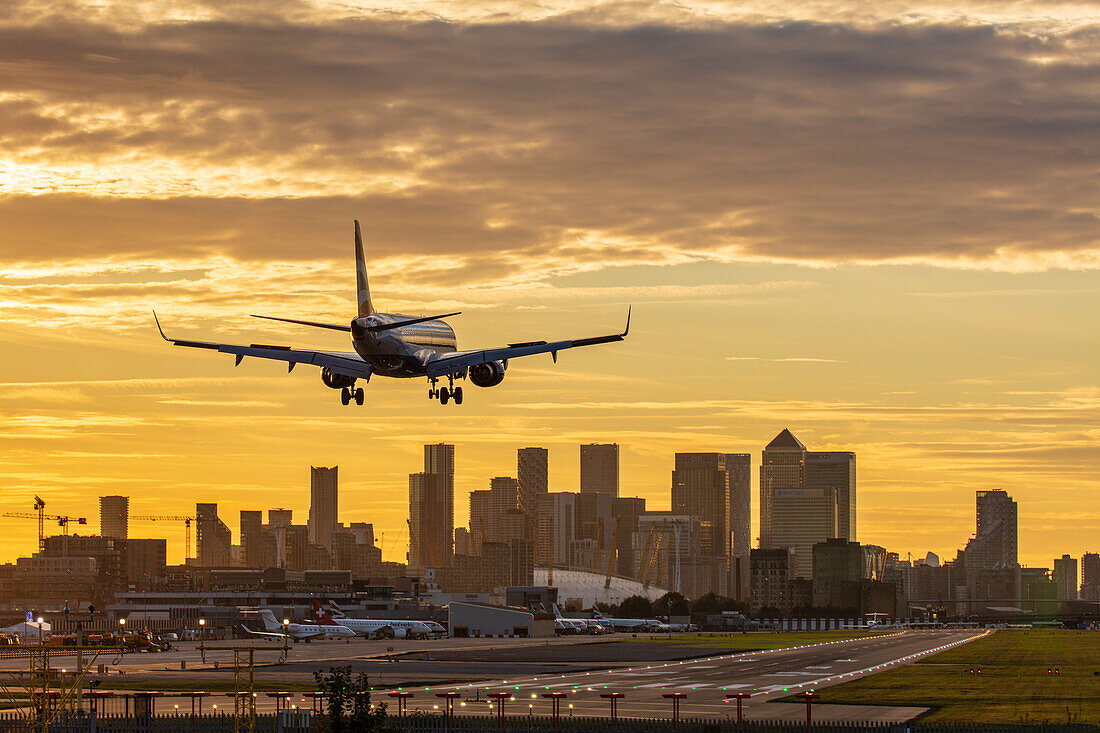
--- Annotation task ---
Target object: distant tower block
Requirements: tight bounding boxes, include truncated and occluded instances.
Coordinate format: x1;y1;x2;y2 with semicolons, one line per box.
99;495;129;540
580;444;619;497
309;466;339;550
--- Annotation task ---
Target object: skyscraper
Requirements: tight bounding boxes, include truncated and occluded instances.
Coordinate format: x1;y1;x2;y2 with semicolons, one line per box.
517;447;549;516
408;444;455;571
976;490;1018;568
1081;552;1100;601
1054;554;1078;601
536;493;576;568
759;429;806;549
195;503;231;567
671;452;751;599
99;495;129;540
309;466;339;550
240;510;263;568
580;443;619;497
268;508;293;527
806;452;856;541
760;429;855;580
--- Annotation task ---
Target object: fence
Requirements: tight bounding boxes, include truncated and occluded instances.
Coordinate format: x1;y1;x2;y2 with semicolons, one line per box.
1;713;1093;733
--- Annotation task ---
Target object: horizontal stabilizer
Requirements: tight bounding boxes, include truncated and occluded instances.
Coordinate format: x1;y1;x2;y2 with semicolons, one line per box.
367;312;460;333
251;315;351;332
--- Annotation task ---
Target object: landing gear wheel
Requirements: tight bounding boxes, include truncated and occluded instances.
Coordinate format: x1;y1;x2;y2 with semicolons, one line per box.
354;388;365;406
340;387;351;405
440;387;450;405
453;386;463;405
428;388;436;400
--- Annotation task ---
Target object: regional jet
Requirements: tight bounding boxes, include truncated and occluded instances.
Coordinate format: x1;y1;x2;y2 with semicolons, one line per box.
242;609;355;642
154;221;629;406
310;601;438;639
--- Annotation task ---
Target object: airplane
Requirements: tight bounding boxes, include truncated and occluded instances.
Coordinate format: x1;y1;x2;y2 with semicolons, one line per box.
242;609;355;642
552;603;590;634
154;220;630;406
324;600;446;637
311;601;435;639
590;607;661;632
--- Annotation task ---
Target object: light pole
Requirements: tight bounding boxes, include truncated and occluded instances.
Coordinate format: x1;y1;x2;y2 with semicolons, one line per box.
795;692;819;733
600;692;624;722
387;691;413;718
542;692;567;729
436;692;461;723
662;693;687;729
198;618;206;662
725;692;751;724
488;692;511;729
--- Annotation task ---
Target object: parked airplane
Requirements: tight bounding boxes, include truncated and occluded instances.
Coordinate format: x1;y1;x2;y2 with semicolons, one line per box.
590;607;660;632
552;603;590;634
325;601;446;637
311;601;434;639
242;609;355;642
154;221;629;406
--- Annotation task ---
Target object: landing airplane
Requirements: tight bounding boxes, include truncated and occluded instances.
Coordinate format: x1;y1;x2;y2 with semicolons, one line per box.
242;609;355;642
154;220;629;406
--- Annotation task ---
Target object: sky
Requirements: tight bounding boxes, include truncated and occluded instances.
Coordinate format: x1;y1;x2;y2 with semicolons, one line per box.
1;0;1098;571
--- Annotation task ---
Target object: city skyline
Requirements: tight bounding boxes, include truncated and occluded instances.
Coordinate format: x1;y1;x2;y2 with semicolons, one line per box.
0;433;1087;572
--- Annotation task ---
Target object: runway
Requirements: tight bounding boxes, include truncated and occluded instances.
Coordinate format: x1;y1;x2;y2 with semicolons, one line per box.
420;630;984;722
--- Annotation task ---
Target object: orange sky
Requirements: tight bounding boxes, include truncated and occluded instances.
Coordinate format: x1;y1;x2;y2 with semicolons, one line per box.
1;0;1098;571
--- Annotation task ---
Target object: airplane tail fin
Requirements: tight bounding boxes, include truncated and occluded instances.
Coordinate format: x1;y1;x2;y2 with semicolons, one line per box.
328;601;346;619
354;220;374;317
591;607;604;619
552;603;564;619
259;610;280;632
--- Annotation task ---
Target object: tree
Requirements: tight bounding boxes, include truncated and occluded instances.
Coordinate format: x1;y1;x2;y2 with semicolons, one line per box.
617;595;654;618
691;592;746;616
653;592;690;617
314;666;386;733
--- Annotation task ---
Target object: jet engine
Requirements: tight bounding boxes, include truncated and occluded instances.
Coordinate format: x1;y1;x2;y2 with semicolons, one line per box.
321;367;356;390
469;361;506;388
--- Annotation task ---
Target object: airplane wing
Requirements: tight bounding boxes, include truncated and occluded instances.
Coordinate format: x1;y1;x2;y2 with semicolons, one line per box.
239;626;290;640
424;307;630;378
154;313;372;380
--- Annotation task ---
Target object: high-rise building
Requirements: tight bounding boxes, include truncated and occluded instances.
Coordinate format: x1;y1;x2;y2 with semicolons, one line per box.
239;510;264;568
195;503;232;567
1054;554;1078;601
769;487;839;579
536;492;576;568
750;548;793;613
1081;552;1100;601
580;443;619;497
517;447;549;517
975;490;1018;568
408;444;455;572
806;452;856;541
309;466;339;551
671;452;752;600
99;496;129;540
611;496;646;578
759;429;806;548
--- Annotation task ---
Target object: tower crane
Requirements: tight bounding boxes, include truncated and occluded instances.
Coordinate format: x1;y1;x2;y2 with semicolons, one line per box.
604;515;621;589
130;515;195;559
3;496;87;552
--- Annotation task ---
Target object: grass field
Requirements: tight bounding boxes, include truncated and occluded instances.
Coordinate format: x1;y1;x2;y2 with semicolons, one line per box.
802;629;1100;723
633;631;890;649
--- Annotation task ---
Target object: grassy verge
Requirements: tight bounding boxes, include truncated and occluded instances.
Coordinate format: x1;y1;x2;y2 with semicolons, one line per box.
798;629;1100;723
631;631;889;649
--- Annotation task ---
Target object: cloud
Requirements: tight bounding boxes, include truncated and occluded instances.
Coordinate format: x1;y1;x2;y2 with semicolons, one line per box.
726;356;846;363
0;15;1099;275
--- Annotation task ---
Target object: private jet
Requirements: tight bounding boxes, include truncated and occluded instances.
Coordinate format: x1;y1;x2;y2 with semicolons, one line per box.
155;220;629;406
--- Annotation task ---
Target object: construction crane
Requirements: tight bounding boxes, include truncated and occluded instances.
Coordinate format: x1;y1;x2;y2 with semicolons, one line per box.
643;518;667;589
604;515;621;589
130;515;195;559
3;496;87;552
592;517;605;574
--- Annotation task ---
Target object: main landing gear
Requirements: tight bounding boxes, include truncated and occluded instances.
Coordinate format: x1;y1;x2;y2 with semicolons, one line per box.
340;386;365;406
428;377;463;406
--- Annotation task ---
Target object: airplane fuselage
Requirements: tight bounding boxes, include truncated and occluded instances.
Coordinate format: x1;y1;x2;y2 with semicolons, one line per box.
351;312;457;378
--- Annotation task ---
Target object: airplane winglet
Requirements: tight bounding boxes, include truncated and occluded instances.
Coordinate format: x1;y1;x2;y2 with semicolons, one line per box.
623;305;631;337
152;311;170;342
